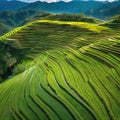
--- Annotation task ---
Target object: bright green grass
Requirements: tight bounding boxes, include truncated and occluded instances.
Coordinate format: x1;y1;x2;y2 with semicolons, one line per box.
0;20;120;120
37;20;109;32
0;20;109;40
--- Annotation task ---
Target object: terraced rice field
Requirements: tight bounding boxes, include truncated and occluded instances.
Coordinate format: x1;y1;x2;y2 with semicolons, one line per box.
0;20;120;120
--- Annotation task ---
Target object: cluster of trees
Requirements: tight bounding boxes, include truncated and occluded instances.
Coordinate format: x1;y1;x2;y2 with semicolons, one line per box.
0;41;25;82
46;13;100;23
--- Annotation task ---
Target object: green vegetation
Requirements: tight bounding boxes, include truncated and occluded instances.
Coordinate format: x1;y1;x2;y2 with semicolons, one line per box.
0;12;102;36
0;40;26;82
19;0;120;19
103;15;120;29
45;13;102;23
0;17;120;120
0;22;12;36
0;19;109;40
0;10;50;36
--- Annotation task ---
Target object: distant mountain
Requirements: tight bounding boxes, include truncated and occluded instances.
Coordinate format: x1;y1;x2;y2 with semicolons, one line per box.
19;1;105;14
0;0;28;11
19;1;120;19
87;1;120;19
0;10;40;26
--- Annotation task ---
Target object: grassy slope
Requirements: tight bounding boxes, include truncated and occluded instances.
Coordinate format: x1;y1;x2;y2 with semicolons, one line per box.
0;20;120;120
0;19;108;39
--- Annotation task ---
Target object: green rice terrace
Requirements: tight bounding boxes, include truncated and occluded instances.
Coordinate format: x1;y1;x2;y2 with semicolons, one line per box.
0;18;120;120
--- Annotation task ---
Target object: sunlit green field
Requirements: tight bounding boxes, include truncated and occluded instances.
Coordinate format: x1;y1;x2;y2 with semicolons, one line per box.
0;20;120;120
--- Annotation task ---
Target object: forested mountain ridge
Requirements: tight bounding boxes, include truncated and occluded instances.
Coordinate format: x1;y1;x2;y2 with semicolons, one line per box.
0;0;28;11
0;10;49;36
19;0;120;19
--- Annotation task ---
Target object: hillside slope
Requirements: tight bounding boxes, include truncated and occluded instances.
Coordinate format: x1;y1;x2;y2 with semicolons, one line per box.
87;1;120;19
0;20;120;120
0;22;12;36
0;1;28;11
0;10;50;36
104;15;120;28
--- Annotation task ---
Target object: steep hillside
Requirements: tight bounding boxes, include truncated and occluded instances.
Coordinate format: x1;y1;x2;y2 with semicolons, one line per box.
0;10;50;36
104;15;120;28
87;1;120;19
0;1;28;11
0;22;12;36
0;12;100;36
0;19;120;120
0;10;42;27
